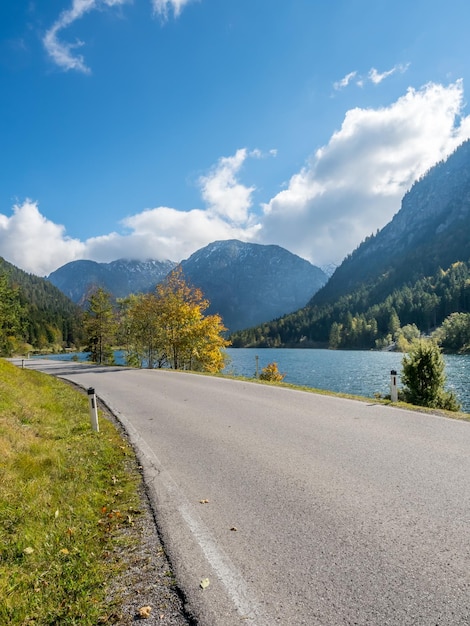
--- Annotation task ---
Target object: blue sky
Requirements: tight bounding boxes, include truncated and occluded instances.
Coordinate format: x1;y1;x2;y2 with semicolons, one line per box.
1;0;470;276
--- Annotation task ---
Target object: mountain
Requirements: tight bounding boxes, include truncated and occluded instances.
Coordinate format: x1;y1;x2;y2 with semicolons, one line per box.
231;140;470;348
0;256;84;350
180;240;328;331
313;139;470;307
48;258;177;305
48;242;327;332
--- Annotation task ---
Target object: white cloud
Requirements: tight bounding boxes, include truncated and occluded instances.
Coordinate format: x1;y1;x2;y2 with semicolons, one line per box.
334;63;409;90
333;71;357;91
199;148;256;224
117;203;260;260
368;63;409;85
43;0;129;73
0;200;85;275
43;0;194;72
3;82;469;276
261;80;470;266
0;150;261;275
151;0;196;19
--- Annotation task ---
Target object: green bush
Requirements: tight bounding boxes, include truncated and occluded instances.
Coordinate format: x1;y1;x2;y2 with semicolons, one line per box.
401;339;460;411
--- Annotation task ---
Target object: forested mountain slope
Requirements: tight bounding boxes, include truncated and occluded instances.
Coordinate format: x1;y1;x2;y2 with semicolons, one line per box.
231;140;470;349
313;139;470;306
0;257;85;349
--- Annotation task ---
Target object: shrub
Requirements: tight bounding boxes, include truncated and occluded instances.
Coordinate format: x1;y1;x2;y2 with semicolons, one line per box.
259;362;285;383
401;339;460;411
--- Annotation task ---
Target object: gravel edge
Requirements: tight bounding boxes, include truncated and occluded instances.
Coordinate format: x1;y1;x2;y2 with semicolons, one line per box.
83;388;196;625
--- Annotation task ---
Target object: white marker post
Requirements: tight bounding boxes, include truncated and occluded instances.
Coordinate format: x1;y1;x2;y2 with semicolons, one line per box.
390;370;398;402
87;387;99;432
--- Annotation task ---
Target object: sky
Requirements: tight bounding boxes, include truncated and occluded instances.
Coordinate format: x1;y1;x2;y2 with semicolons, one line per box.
2;0;470;276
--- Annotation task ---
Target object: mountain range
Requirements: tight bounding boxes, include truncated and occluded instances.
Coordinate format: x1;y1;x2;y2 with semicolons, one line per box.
47;259;177;306
232;139;470;348
5;139;470;353
47;241;328;332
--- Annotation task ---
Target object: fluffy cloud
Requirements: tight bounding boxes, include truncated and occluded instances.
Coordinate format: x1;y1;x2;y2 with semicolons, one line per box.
43;0;194;72
0;150;261;275
261;80;470;266
0;201;85;276
3;81;470;276
199;148;257;224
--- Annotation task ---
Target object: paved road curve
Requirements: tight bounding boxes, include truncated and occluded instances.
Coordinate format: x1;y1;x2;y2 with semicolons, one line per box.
14;359;470;625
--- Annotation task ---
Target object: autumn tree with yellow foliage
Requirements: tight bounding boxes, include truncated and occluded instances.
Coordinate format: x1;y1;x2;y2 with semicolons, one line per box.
120;268;229;372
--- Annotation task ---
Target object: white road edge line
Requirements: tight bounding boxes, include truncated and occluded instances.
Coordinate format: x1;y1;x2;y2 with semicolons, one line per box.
111;405;270;626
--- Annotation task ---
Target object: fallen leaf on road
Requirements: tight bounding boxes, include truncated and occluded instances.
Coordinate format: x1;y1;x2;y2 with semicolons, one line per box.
138;606;152;619
200;578;210;589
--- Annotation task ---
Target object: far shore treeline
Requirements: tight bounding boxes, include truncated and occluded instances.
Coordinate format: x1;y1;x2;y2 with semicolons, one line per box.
1;255;469;360
231;261;470;353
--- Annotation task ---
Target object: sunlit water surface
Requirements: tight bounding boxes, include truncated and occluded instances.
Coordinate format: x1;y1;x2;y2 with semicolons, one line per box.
44;348;469;412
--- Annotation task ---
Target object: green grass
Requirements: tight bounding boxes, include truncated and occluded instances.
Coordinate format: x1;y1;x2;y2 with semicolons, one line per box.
0;359;141;625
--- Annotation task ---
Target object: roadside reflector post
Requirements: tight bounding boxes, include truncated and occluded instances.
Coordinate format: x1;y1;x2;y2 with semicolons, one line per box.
87;387;99;432
390;370;398;402
255;355;259;378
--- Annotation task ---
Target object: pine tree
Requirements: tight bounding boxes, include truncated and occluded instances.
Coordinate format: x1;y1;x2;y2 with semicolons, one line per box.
0;272;25;356
84;288;116;364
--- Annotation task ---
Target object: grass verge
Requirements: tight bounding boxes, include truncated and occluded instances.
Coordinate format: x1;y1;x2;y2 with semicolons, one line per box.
0;359;142;625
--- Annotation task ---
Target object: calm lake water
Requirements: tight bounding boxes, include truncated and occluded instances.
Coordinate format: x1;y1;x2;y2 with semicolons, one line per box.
225;348;470;412
44;347;470;413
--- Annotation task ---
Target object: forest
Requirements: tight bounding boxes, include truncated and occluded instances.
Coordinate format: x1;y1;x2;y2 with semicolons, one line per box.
230;260;470;353
0;257;85;356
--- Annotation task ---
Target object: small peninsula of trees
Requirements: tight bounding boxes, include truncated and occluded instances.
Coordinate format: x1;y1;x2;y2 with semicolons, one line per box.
84;268;229;372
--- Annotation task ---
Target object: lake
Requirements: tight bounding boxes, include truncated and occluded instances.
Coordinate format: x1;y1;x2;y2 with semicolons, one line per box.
42;347;470;413
225;348;470;412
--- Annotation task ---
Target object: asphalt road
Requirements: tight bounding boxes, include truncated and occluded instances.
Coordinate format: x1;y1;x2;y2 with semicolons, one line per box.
14;359;470;625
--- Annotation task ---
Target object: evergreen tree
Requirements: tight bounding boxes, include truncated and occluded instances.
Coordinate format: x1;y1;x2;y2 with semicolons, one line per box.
401;339;460;411
0;272;25;356
84;288;116;364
